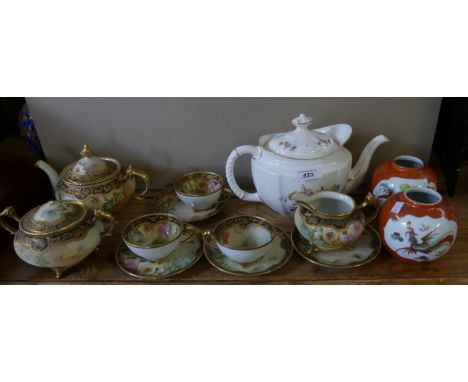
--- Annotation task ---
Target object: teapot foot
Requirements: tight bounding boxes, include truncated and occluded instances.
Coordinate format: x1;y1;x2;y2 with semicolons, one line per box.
53;267;68;279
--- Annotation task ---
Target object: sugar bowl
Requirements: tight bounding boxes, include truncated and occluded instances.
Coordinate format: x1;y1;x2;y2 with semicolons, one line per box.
0;200;115;278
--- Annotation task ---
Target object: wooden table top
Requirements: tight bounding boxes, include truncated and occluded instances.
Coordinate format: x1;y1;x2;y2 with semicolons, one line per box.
0;186;467;284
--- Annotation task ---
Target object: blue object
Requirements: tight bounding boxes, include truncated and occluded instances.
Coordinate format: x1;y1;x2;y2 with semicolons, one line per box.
18;104;46;160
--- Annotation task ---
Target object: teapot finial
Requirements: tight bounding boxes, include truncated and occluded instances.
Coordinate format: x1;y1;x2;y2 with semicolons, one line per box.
80;145;93;157
292;114;313;130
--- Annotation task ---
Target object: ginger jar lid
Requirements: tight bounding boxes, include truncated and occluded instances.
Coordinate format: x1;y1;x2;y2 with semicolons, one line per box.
61;145;121;185
265;114;338;159
20;200;88;237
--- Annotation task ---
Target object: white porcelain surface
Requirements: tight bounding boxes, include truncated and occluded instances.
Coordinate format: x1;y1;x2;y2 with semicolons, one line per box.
373;177;437;205
226;114;389;217
176;188;222;209
126;237;182;262
216;243;268;264
383;214;457;262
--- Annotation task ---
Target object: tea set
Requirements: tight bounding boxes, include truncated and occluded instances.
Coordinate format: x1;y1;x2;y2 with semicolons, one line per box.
0;114;459;278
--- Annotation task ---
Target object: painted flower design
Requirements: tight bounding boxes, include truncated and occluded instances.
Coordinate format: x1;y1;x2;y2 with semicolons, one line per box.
279;141;297;151
123;258;140;270
340;222;364;243
391;232;404;242
220;229;230;245
317;138;331;147
322;227;339;244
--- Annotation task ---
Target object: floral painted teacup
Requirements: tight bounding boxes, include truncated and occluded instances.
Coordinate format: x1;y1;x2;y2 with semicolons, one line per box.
289;191;379;251
174;172;224;210
204;216;276;263
123;213;194;261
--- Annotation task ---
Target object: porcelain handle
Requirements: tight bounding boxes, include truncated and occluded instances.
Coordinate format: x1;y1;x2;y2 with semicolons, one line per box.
94;208;115;236
356;192;380;225
202;230;218;248
0;206;20;235
181;224;196;243
225;146;262;203
127;164;151;200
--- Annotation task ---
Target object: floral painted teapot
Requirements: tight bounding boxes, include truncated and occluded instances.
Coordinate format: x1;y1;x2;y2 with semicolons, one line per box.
226;114;389;217
0;200;115;278
36;145;151;211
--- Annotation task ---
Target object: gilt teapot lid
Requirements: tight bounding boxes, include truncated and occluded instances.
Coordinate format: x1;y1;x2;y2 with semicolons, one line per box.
61;145;121;186
20;200;88;237
265;114;338;159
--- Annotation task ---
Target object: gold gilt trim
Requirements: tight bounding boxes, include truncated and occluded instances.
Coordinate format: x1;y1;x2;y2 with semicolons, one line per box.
19;201;88;237
212;215;276;251
203;224;293;276
60;156;121;186
122;213;184;249
174;171;224;197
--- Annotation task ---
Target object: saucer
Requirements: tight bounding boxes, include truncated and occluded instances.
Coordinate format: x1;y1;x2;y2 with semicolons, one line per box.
115;224;203;278
292;226;381;268
204;225;293;275
153;188;232;222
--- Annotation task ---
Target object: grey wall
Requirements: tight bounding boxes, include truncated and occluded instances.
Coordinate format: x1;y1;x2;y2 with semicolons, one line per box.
26;98;442;189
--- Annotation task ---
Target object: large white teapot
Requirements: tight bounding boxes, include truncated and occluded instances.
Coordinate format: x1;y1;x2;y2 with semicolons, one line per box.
226;114;389;217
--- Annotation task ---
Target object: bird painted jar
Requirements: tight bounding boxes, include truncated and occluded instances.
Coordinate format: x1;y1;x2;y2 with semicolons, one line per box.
370;155;438;205
379;187;458;263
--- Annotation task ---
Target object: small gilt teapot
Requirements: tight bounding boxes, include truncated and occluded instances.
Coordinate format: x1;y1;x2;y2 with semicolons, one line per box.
0;200;115;278
36;145;151;211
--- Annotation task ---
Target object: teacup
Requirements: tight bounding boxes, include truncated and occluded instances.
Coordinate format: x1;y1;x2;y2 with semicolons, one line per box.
289;191;379;251
204;216;276;263
123;213;193;261
175;172;224;210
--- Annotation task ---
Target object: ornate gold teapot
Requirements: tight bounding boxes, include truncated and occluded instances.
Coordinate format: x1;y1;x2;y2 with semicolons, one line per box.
36;145;150;211
0;200;115;278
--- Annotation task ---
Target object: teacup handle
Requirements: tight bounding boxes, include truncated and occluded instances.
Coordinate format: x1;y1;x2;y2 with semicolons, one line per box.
181;224;197;243
202;230;218;247
127;164;151;200
94;208;115;236
0;206;20;235
356;192;380;225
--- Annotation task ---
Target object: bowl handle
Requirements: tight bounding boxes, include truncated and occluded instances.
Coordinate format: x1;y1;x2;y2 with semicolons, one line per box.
94;208;115;236
0;206;20;235
202;230;217;247
225;146;262;203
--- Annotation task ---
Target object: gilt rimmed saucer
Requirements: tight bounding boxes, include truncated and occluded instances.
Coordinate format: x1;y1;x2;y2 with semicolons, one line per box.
153;188;232;222
115;224;203;278
292;225;381;268
204;226;293;275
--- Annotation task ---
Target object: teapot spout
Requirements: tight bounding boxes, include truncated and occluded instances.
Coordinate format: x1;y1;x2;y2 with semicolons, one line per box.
343;135;389;193
36;160;60;193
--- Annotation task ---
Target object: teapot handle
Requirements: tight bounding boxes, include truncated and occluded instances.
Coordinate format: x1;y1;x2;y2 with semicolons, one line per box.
94;208;115;236
127;165;151;200
225;146;262;203
0;206;20;235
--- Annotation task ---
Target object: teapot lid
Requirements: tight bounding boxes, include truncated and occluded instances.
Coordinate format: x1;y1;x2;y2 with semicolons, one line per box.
265;114;338;159
61;145;121;185
20;200;88;237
